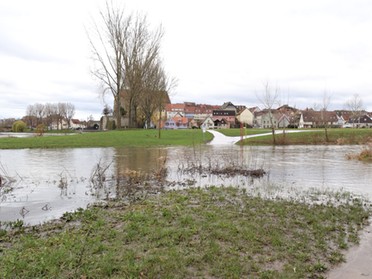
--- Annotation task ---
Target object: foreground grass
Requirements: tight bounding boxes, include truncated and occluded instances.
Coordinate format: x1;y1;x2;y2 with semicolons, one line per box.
0;129;213;149
240;128;372;145
0;187;370;278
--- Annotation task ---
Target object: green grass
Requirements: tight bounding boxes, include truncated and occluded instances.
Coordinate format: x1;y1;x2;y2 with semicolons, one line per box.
240;128;372;145
0;129;213;149
0;187;370;278
1;128;371;149
217;128;272;137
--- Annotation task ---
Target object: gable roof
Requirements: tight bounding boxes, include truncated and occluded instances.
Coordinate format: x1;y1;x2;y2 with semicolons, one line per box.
165;103;185;111
221;102;236;110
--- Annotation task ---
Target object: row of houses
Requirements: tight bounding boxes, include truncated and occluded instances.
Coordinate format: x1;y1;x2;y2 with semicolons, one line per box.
163;102;372;129
24;118;99;131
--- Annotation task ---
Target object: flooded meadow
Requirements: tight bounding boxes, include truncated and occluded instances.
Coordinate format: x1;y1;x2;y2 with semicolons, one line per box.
0;145;371;226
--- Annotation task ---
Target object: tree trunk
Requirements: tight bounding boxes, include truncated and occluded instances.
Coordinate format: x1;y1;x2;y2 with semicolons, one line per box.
115;95;121;129
271;127;276;145
158;109;162;139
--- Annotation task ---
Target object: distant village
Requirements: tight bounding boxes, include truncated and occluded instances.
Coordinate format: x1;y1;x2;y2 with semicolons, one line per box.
160;101;372;130
98;100;372;131
1;100;371;132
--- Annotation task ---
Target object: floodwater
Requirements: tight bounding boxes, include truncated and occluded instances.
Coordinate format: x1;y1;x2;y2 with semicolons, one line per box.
0;145;371;226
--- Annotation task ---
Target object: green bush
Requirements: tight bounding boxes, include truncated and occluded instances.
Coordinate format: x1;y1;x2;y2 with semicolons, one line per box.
107;120;116;130
12;120;27;132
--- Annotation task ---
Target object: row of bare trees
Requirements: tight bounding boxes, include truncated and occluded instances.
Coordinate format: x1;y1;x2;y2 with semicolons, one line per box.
24;102;75;130
89;2;176;129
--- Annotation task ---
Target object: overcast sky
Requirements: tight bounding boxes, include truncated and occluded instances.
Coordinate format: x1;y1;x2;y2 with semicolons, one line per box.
1;0;372;120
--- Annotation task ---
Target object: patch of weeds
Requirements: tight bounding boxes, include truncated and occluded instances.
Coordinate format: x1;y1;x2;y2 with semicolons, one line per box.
0;219;24;231
328;251;345;264
61;207;84;222
346;143;372;162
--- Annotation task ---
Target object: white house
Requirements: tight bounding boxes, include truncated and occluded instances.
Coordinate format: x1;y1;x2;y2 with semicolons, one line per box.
236;108;254;127
201;116;215;129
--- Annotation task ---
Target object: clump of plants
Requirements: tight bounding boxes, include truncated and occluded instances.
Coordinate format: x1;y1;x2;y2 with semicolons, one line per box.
34;124;45;136
0;163;16;200
346;143;372;162
177;155;265;179
89;157;168;202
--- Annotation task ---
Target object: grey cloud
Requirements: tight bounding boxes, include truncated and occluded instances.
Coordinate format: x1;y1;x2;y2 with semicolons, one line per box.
0;31;70;63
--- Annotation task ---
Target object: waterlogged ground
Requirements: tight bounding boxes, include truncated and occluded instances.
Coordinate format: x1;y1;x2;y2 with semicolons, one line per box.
327;221;372;278
0;144;371;226
1;139;372;277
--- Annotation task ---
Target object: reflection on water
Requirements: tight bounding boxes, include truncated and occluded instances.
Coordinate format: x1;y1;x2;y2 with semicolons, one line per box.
0;145;371;225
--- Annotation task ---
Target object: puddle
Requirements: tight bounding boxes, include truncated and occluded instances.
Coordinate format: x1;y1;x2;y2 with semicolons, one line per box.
327;221;372;278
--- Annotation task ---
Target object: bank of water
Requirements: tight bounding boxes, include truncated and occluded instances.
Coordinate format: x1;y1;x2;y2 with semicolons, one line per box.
0;145;371;226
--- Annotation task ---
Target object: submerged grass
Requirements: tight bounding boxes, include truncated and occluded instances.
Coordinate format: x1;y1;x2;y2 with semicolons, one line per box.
0;187;370;278
0;129;213;149
346;143;372;162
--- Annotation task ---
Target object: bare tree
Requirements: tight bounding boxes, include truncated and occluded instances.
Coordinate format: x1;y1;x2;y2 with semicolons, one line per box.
257;81;279;144
65;102;75;129
88;2;130;128
122;15;164;128
25;102;76;130
138;59;175;129
25;104;37;128
34;103;45;125
153;64;177;138
57;102;67;130
320;91;331;142
138;71;160;128
88;2;165;129
44;103;58;130
345;93;364;127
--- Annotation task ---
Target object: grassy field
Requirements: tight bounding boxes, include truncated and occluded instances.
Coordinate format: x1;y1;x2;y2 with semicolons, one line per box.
2;128;370;149
0;187;370;278
216;128;272;137
237;128;372;145
0;129;213;149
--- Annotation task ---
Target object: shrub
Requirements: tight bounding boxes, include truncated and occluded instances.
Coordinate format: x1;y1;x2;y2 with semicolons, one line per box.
35;124;45;136
359;144;372;161
12;120;27;132
107;120;116;130
346;143;372;161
